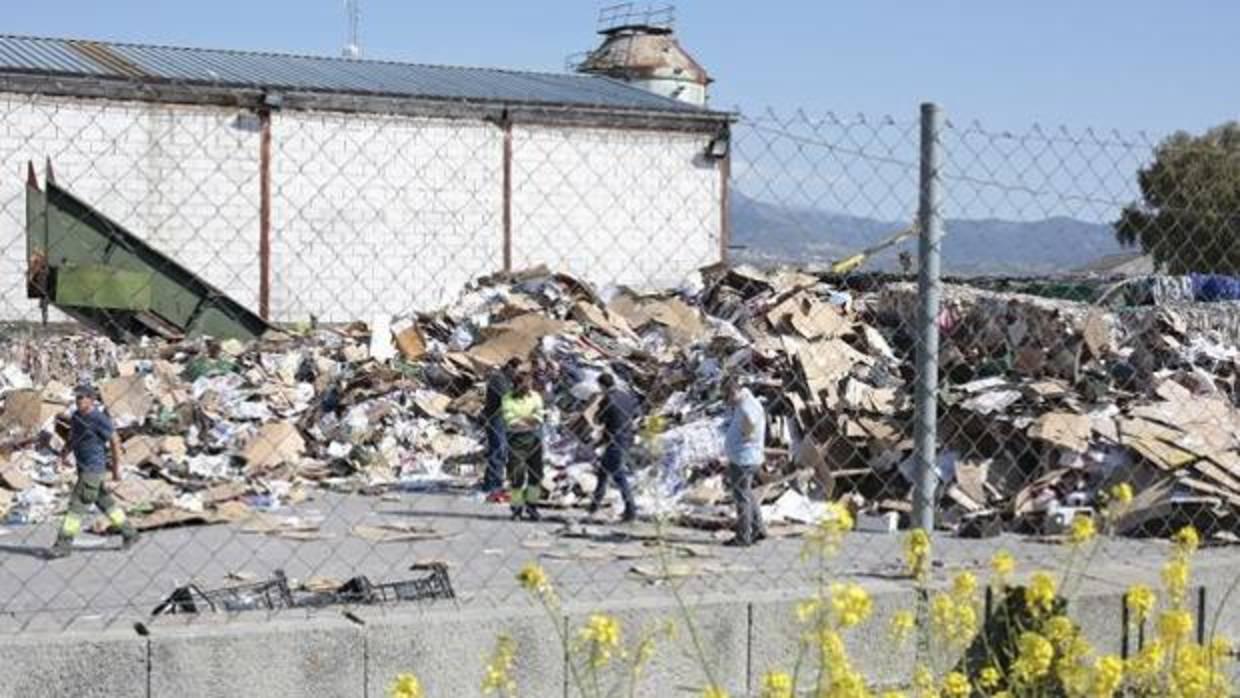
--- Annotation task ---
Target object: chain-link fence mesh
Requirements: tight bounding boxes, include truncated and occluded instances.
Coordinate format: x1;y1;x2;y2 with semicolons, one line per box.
1;91;1237;632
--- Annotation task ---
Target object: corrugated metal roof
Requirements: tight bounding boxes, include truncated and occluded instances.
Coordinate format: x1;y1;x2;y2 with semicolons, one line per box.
0;34;714;115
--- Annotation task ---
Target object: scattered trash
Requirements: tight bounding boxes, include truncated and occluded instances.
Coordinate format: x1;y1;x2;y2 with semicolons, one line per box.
0;263;1236;545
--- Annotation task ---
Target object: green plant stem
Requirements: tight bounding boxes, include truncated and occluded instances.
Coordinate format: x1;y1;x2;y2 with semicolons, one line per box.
653;517;720;692
536;592;591;698
789;639;808;697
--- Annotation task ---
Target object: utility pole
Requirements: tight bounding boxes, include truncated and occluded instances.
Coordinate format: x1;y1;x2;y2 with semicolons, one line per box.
342;0;361;59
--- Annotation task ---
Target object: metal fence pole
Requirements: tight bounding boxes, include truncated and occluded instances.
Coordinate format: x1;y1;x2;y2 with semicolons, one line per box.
912;102;944;532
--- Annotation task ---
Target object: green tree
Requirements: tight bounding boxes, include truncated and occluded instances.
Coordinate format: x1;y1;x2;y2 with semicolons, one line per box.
1115;122;1240;274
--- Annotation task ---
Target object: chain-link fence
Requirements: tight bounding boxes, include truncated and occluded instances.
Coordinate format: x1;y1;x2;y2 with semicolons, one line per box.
1;91;1237;632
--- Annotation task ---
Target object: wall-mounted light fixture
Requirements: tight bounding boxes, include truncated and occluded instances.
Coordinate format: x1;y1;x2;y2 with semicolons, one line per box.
704;127;729;160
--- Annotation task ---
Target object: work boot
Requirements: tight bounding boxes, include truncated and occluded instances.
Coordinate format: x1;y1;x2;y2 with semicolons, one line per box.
619;509;637;524
510;504;524;520
722;536;753;548
524;506;542;522
585;499;601;517
121;528;142;550
47;537;73;559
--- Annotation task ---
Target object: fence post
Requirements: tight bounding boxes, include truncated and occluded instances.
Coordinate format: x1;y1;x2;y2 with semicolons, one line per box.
912;102;944;532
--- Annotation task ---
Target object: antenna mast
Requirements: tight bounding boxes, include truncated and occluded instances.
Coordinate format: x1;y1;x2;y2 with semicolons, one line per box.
342;0;361;59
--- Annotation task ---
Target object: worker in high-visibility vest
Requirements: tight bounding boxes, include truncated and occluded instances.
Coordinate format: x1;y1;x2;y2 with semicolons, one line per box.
501;371;545;521
48;385;140;558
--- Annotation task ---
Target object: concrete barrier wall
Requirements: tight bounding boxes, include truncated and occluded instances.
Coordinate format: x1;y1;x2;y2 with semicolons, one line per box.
4;561;1239;698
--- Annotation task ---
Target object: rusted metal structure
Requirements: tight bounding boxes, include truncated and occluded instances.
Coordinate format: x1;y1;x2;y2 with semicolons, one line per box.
576;3;712;107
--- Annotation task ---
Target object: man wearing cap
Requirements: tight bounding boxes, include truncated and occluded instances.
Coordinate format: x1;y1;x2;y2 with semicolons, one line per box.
587;373;639;523
723;378;767;547
48;385;140;558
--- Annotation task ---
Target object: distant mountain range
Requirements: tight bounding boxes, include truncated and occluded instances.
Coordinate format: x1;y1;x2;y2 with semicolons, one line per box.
730;192;1130;276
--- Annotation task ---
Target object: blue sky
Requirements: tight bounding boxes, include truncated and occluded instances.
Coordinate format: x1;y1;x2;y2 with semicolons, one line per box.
7;1;1237;137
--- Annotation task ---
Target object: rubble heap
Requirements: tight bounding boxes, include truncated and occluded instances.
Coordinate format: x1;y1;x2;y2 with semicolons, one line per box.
1;265;1237;540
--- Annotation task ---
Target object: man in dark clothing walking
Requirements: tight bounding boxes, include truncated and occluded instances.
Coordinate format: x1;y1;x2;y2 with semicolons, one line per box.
49;385;140;558
588;373;639;523
481;358;521;501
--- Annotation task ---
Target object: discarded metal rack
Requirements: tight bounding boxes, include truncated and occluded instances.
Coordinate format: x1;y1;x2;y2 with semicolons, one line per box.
151;570;296;615
151;564;454;616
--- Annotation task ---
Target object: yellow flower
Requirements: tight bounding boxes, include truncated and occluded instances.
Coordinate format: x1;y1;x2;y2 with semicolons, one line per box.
1173;525;1200;555
1068;514;1097;546
1057;661;1090;696
805;502;854;558
1044;615;1075;647
796;596;824;625
516;562;551;595
1157;609;1193;642
888;610;916;643
904;529;931;582
951;571;978;601
701;685;729;698
829;583;873;628
941;671;970;698
930;593;954;634
481;635;517;695
758;671;793;698
827;668;870;698
1162;558;1190;604
389;673;424;698
1013;632;1055;681
978;666;1001;689
1126;584;1156;625
911;665;935;696
1060;634;1093;664
634;636;657;668
1027;572;1057;615
956;604;978;642
577;613;622;668
990;550;1015;584
1126;639;1165;683
1168;644;1228;698
1089;655;1124;698
816;628;848;666
929;593;976;647
1109;483;1134;506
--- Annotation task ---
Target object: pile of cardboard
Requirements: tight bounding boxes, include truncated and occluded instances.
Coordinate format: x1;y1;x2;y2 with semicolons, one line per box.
0;265;1237;541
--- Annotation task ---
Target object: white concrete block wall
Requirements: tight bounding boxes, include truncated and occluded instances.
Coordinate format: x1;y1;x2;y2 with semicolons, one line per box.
511;125;722;291
270;111;503;323
0;92;723;325
0;93;261;322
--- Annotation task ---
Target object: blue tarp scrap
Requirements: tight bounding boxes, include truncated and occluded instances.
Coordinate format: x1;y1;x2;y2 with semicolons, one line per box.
1190;274;1240;302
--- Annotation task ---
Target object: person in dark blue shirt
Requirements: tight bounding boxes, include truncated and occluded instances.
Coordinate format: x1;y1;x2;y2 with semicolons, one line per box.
49;385;140;558
481;358;521;501
588;373;639;523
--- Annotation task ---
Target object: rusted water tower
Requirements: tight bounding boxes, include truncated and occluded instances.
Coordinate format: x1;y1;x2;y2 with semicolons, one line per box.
575;3;711;107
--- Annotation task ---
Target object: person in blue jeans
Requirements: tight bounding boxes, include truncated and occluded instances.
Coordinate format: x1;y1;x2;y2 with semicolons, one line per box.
723;377;767;547
49;385;140;558
587;373;639;523
481;358;521;501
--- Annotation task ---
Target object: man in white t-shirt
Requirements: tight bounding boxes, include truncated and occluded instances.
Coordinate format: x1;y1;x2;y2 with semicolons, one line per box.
723;377;767;547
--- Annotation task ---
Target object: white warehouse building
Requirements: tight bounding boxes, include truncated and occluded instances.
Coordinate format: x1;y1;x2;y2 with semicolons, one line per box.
0;31;730;323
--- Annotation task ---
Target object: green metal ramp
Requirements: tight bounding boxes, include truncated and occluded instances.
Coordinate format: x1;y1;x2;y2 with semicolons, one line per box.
25;162;269;341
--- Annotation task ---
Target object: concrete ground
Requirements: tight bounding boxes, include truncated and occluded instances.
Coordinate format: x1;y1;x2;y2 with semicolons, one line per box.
1;486;1232;634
